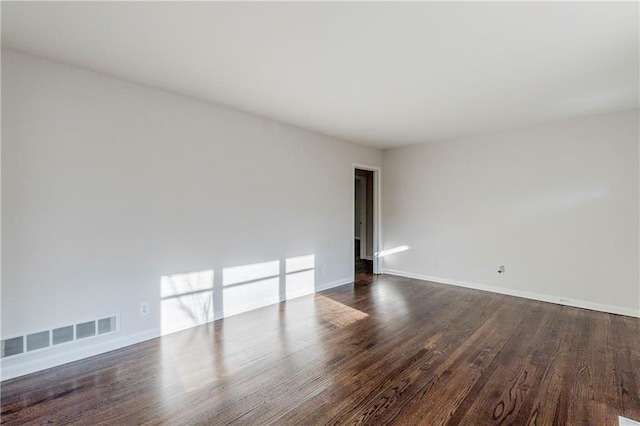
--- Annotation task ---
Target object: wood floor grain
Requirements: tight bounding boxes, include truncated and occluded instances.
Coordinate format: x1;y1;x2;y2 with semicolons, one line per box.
1;274;639;425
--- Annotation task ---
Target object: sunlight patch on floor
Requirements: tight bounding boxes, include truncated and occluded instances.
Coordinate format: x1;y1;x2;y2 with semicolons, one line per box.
315;295;368;328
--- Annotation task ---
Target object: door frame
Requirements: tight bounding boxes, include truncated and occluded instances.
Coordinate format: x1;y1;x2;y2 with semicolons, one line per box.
352;163;382;277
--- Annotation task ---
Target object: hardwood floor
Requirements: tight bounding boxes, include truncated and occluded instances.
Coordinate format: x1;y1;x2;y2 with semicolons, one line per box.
2;274;639;425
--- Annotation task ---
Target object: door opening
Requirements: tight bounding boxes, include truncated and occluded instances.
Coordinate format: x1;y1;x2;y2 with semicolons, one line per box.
354;168;376;278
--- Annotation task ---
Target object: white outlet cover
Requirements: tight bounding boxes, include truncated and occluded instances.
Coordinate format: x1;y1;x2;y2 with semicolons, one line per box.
140;302;149;316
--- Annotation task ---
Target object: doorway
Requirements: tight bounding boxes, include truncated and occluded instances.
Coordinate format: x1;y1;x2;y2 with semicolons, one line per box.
354;166;379;278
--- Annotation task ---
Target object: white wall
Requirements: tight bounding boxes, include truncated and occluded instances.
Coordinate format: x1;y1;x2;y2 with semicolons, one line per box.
383;110;639;316
1;49;382;378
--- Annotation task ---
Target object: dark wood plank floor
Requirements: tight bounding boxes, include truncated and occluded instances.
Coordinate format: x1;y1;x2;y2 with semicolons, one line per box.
2;274;639;425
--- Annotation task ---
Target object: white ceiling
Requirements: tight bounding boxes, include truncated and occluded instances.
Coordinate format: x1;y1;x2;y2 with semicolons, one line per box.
2;2;638;150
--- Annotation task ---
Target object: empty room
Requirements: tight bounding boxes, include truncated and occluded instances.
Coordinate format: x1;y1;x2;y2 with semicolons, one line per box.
1;1;639;425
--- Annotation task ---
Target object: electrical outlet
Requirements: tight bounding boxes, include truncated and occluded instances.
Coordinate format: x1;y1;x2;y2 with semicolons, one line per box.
140;302;149;316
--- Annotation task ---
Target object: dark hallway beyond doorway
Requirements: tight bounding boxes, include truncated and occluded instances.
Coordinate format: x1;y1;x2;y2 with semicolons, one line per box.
354;240;373;281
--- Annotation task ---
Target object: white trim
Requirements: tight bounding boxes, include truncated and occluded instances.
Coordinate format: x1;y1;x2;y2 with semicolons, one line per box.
0;328;160;381
619;416;640;426
383;269;640;319
353;164;382;276
316;277;353;292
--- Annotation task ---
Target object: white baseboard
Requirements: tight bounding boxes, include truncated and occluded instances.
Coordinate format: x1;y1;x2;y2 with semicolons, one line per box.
619;416;640;426
316;277;353;292
0;328;160;381
383;269;640;319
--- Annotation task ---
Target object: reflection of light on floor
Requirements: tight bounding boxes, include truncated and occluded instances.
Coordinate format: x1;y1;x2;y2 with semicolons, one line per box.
223;260;280;317
286;255;315;299
376;245;409;257
160;326;228;396
157;255;325;394
371;283;410;321
315;295;368;328
161;270;214;336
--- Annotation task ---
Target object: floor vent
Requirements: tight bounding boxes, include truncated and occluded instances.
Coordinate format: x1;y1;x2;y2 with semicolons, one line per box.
76;321;96;339
98;317;116;334
52;326;74;345
1;337;24;358
1;314;119;359
26;331;50;352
